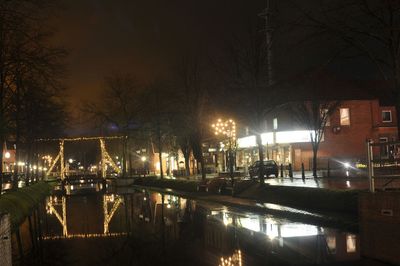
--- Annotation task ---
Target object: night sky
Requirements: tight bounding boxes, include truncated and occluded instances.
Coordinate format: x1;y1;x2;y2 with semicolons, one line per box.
48;0;382;130
50;0;267;102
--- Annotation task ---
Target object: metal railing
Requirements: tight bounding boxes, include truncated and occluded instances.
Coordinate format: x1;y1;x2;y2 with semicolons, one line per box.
366;140;400;192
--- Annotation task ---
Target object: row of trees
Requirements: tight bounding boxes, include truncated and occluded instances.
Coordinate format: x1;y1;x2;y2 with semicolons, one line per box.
84;54;212;180
0;0;67;192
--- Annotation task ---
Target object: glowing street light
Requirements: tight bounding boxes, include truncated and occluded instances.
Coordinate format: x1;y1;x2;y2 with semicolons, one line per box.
4;151;10;159
141;156;147;162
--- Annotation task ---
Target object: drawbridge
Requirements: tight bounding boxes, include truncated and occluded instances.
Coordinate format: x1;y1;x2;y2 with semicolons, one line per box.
38;136;124;180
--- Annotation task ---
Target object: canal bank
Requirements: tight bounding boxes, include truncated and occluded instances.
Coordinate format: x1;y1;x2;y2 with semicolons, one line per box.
0;181;56;265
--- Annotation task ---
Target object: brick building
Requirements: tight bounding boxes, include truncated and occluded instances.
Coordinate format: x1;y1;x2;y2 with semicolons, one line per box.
236;99;398;171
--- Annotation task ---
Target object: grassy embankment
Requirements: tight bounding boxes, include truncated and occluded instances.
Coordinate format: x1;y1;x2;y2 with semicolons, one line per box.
134;177;359;214
0;181;56;231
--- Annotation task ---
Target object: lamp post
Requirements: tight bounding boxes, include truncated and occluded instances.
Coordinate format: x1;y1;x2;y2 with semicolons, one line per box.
212;119;237;186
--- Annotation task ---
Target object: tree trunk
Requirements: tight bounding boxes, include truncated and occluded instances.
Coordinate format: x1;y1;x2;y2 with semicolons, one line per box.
256;133;265;185
158;128;164;179
200;155;206;181
26;142;33;186
184;153;190;176
122;136;127;177
128;151;132;177
312;145;318;178
229;149;234;186
396;91;400;139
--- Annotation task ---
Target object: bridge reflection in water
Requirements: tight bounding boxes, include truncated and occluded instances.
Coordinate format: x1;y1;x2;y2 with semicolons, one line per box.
42;183;361;265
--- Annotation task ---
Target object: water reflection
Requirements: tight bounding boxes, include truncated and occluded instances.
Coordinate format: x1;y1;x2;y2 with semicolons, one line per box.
45;192;125;239
43;186;361;265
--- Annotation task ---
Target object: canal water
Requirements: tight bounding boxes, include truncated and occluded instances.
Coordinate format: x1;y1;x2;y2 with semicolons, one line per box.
38;183;377;266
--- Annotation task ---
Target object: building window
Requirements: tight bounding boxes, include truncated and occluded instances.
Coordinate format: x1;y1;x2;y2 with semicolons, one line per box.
382;110;392;123
326;236;336;254
340;108;350;125
273;118;278;130
346;234;357;253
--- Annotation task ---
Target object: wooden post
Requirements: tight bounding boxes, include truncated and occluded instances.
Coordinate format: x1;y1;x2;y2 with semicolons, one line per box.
301;163;305;180
280;164;283;178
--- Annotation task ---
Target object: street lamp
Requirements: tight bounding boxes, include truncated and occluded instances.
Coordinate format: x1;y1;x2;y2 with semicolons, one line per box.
212;119;237;186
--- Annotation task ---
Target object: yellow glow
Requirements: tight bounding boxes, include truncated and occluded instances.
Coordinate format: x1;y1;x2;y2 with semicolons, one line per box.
4;151;10;159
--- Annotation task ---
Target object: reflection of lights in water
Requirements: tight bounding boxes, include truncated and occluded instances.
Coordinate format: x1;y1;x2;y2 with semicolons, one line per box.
211;210;320;239
239;217;260;232
219;250;242;266
346;180;350;187
103;195;123;234
346;170;349;177
43;232;128;240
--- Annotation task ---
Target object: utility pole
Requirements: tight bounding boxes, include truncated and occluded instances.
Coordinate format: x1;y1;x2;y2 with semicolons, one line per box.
259;0;274;87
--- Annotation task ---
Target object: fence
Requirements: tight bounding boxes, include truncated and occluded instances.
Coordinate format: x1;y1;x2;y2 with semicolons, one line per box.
366;140;400;192
0;213;12;266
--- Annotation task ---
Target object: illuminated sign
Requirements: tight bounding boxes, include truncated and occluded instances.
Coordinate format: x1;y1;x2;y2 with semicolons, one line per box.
237;130;315;148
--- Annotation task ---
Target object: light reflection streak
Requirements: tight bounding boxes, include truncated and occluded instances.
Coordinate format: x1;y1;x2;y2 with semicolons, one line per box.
46;194;123;238
43;232;127;240
219;249;242;266
47;196;68;236
103;194;123;234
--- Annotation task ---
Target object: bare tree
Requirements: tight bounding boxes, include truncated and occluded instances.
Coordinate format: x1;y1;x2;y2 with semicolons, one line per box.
0;0;66;190
175;53;210;180
138;80;174;179
83;73;141;177
220;21;279;185
291;99;340;178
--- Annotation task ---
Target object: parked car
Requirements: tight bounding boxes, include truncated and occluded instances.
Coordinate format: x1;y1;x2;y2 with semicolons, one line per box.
249;160;278;178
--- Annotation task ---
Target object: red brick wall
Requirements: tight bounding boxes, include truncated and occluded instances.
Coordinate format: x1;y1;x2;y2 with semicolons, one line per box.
292;100;398;169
